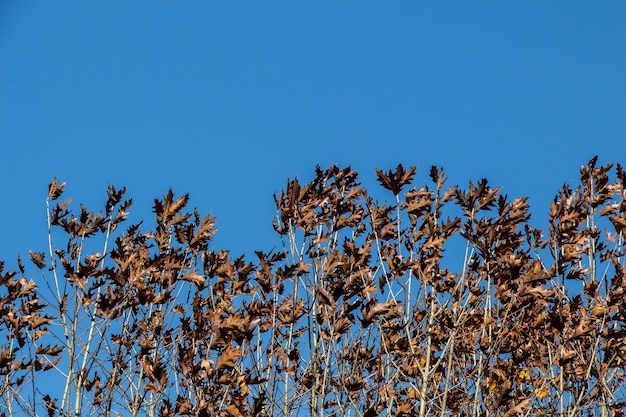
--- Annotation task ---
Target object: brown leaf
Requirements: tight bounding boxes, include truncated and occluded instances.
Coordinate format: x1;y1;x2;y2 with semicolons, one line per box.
175;395;194;414
360;301;396;327
30;315;53;329
36;345;64;356
215;346;240;371
225;404;242;417
395;402;412;415
181;272;205;285
375;164;417;195
559;349;577;365
502;399;530;417
17;278;37;297
29;251;46;269
48;177;65;201
145;382;161;393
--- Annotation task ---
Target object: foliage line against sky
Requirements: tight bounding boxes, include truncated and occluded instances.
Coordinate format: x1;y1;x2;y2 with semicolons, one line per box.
1;158;625;417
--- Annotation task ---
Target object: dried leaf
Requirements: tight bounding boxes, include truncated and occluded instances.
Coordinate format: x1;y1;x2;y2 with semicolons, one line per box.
215;346;240;371
181;272;205;285
48;177;65;201
375;164;417;195
29;251;46;269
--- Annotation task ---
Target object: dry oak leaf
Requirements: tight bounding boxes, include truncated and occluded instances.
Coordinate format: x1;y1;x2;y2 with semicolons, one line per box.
215;346;240;371
48;177;65;200
395;402;412;416
29;250;46;269
181;271;205;285
375;164;416;195
502;399;530;417
36;345;64;356
360;300;397;327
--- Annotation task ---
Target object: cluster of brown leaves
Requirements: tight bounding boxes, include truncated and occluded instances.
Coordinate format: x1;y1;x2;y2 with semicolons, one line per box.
1;157;625;417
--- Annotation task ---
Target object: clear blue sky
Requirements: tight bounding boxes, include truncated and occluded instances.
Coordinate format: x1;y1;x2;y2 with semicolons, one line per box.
1;1;625;261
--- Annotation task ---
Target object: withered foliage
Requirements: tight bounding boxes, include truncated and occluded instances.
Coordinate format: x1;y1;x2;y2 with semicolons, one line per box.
1;157;625;417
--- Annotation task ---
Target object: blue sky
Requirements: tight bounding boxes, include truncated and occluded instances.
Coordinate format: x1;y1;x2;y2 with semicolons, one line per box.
1;1;625;261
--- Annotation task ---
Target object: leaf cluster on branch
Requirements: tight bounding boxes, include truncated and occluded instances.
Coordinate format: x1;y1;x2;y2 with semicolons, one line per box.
0;157;625;417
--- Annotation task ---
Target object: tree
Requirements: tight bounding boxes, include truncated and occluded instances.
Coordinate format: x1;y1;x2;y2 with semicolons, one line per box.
0;157;625;416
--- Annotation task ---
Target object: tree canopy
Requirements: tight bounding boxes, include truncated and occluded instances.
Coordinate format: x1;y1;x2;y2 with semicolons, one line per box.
1;157;625;417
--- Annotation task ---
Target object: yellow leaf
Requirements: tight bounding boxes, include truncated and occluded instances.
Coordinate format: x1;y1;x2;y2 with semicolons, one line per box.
237;374;249;395
533;387;549;399
516;369;529;384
